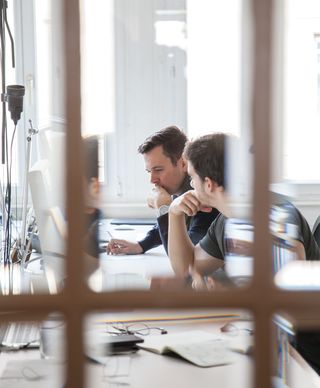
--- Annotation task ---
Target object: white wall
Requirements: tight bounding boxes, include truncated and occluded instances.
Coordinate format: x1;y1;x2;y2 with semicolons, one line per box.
102;0;187;206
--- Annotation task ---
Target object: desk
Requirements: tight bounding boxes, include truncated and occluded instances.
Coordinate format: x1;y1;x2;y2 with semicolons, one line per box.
85;310;253;388
0;310;316;385
0;309;318;388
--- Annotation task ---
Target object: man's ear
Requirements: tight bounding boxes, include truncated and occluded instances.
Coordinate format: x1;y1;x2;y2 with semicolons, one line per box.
180;156;188;172
204;177;218;193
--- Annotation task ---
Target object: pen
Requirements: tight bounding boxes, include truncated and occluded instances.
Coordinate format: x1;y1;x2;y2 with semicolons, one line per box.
106;230;123;250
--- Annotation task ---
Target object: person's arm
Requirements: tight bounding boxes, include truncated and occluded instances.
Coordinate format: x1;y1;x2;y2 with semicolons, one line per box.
157;208;219;254
138;224;162;252
168;190;219;276
156;213;169;253
107;239;143;255
168;206;194;276
193;244;224;275
168;213;223;277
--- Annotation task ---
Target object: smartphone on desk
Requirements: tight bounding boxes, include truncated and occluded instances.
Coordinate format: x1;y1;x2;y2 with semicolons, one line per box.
107;334;144;354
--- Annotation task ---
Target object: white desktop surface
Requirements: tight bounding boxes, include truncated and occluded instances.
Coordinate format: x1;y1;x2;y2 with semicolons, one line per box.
94;246;174;291
86;347;252;388
90;221;175;291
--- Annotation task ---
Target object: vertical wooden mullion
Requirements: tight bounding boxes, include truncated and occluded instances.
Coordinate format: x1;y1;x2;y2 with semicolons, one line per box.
64;0;85;387
252;0;274;387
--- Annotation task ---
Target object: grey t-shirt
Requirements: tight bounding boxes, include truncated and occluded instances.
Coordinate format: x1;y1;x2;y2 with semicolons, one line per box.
199;203;320;262
199;213;226;261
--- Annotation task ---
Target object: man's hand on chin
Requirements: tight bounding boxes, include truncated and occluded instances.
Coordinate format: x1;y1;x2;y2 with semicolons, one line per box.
147;185;172;209
169;190;207;217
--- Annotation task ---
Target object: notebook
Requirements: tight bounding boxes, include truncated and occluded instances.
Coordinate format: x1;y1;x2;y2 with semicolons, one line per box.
137;330;235;367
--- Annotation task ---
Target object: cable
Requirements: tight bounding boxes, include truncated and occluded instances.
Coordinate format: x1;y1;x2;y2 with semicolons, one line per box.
3;124;16;263
3;1;15;68
107;322;168;336
0;0;7;166
0;0;18;264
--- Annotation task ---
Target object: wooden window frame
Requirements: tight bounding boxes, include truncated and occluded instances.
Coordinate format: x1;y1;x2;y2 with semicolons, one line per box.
0;1;319;387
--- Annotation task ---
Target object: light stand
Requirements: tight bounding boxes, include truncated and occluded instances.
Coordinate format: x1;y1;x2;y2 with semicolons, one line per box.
20;119;38;266
0;0;21;267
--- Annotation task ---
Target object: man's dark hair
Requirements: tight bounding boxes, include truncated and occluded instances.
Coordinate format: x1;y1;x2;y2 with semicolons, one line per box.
83;136;99;181
138;126;187;165
184;133;226;187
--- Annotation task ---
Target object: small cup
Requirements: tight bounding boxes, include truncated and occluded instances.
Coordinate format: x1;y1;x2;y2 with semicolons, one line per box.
40;319;65;360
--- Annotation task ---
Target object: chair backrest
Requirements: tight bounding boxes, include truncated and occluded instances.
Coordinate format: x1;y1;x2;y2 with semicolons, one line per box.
312;215;320;247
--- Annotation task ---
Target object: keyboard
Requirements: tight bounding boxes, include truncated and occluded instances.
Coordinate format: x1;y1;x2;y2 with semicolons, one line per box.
0;321;40;349
110;218;156;226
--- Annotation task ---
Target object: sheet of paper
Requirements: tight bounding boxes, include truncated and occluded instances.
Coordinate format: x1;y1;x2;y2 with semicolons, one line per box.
139;330;222;353
171;339;235;367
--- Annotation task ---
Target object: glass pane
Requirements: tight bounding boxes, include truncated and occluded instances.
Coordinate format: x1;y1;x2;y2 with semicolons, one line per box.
80;0;252;293
0;314;66;386
85;309;253;388
24;0;66;292
273;312;320;386
0;0;66;293
272;0;320;288
280;0;320;181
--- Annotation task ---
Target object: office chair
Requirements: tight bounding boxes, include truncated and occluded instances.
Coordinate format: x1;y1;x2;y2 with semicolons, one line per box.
312;215;320;247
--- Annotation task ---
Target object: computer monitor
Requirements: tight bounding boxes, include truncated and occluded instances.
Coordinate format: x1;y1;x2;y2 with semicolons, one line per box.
29;129;66;257
29;160;66;257
28;130;67;288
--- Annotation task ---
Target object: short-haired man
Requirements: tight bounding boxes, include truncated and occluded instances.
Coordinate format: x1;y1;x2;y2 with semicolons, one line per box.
107;126;219;256
168;133;320;282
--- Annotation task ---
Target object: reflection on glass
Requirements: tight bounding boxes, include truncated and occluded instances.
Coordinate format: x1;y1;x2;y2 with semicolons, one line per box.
270;202;298;273
224;194;308;287
273;194;320;290
225;218;253;286
273;314;320;385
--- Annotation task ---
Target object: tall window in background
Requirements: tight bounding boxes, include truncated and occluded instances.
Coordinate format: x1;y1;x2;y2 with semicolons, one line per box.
79;0;244;212
186;0;249;209
34;0;52;129
283;0;320;181
80;0;115;138
187;0;242;138
80;0;115;183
